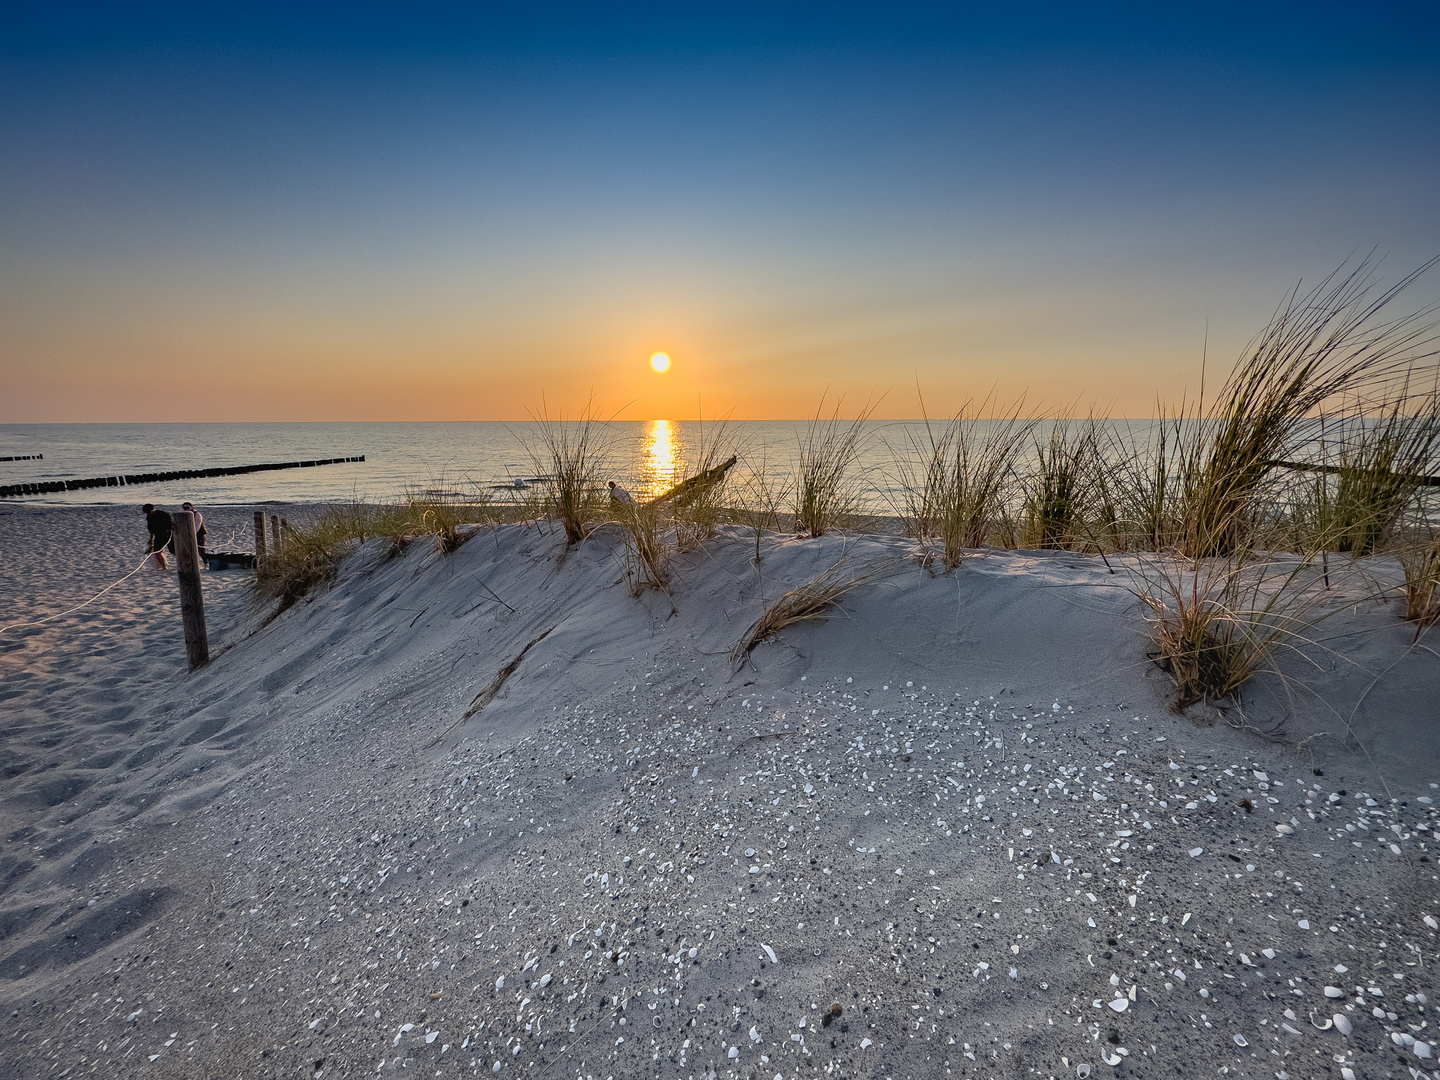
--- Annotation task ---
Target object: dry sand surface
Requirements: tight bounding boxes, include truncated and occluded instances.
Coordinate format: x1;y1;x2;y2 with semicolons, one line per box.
1;504;1438;1080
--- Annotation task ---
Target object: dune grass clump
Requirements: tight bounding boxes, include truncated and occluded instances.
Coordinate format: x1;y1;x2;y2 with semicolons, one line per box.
900;397;1032;569
794;396;875;537
732;556;885;669
1327;399;1440;555
614;498;671;596
1182;257;1440;559
527;400;612;546
669;418;737;553
1022;415;1101;550
1133;549;1337;712
734;451;792;564
257;498;491;609
1397;530;1440;632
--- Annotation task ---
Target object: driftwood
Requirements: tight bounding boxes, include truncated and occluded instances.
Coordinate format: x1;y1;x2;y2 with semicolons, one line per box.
644;455;738;506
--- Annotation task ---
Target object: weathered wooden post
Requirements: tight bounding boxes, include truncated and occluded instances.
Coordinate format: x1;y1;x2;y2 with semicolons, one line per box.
170;510;210;671
270;514;282;554
254;510;268;561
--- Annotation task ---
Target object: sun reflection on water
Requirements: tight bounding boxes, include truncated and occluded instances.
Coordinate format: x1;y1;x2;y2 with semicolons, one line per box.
641;419;678;499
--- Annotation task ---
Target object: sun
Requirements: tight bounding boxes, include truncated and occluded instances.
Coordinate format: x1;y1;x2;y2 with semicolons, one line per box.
649;352;671;373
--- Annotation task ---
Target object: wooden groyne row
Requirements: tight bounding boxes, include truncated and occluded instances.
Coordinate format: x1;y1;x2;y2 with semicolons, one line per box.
0;454;43;462
0;456;365;498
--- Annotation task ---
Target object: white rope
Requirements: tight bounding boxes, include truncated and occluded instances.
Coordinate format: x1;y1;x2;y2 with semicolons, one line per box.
0;555;153;637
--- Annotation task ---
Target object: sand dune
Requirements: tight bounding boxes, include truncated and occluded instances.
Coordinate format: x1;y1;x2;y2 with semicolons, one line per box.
1;506;1437;1079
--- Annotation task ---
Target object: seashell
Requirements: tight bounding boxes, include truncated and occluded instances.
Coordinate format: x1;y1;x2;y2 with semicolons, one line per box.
1076;1066;1091;1078
1189;847;1204;857
1107;996;1128;1013
1101;1050;1122;1065
1424;915;1439;930
1232;1034;1248;1047
1298;920;1311;930
1392;1032;1410;1046
1324;986;1345;998
1340;1068;1355;1080
1262;948;1276;959
1276;824;1293;835
1416;1041;1433;1059
1310;1013;1332;1030
749;1025;761;1043
728;1047;739;1059
495;977;504;990
860;1037;873;1049
761;943;778;965
1332;1013;1352;1035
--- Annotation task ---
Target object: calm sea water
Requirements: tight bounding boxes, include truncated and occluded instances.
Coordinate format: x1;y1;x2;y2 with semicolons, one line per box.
0;421;948;509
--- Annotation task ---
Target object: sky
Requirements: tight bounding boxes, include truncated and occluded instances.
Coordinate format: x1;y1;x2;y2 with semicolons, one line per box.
3;2;1439;421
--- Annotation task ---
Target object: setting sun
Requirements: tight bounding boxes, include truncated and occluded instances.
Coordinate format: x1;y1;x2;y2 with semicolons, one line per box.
649;352;671;373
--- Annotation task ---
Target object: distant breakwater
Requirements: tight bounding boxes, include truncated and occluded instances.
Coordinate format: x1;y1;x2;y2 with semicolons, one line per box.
0;456;365;498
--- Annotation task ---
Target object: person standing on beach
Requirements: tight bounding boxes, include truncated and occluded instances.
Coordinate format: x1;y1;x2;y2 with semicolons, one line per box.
143;503;173;569
181;501;207;556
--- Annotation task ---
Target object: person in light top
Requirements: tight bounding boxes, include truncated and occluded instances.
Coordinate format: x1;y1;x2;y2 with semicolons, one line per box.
607;481;634;505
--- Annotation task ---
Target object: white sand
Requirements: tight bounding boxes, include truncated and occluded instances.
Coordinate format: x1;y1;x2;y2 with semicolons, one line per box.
1;505;1437;1079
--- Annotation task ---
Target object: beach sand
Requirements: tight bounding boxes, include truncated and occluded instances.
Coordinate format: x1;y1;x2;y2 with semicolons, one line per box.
1;505;1436;1079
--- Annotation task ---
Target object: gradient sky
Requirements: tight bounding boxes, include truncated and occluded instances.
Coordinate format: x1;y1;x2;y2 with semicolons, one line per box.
3;2;1438;421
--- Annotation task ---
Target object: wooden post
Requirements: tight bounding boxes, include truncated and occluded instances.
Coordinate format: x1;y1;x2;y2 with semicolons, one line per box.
170;511;210;671
254;511;267;561
270;514;282;554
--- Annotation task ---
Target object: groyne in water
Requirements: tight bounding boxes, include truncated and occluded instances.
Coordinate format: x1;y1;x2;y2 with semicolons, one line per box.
0;456;365;498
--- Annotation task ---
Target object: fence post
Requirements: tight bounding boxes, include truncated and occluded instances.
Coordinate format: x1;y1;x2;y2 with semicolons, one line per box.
270;514;282;554
170;511;210;671
254;511;268;561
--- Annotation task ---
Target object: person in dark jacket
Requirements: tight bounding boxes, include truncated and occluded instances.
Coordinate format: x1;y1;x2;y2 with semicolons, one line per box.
143;504;173;569
181;501;207;556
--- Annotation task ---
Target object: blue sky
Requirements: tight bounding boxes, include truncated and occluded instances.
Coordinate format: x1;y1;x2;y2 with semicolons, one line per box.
4;2;1438;420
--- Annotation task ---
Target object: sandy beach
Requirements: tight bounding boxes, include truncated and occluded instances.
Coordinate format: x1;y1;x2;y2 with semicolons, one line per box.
1;504;1437;1080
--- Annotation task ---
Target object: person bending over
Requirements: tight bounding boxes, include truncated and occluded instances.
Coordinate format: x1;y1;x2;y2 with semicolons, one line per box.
143;503;173;569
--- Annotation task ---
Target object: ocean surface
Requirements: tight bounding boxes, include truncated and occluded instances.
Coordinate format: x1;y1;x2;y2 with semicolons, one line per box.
0;420;949;510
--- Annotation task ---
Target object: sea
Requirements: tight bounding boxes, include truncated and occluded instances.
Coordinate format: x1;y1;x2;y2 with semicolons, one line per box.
0;421;951;511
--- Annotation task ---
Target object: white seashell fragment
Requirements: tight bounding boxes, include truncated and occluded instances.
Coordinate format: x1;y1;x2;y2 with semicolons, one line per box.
495;977;504;990
1311;1013;1332;1030
1101;1049;1121;1065
761;943;778;965
1107;996;1128;1013
860;1038;873;1049
1298;920;1311;930
1340;1068;1355;1080
1332;1013;1352;1035
1076;1066;1091;1079
728;1047;739;1059
1424;915;1439;930
1232;1034;1247;1047
1416;1041;1433;1059
1262;948;1276;959
1324;986;1344;998
539;973;552;987
749;1025;761;1043
1189;848;1204;858
1276;824;1293;835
